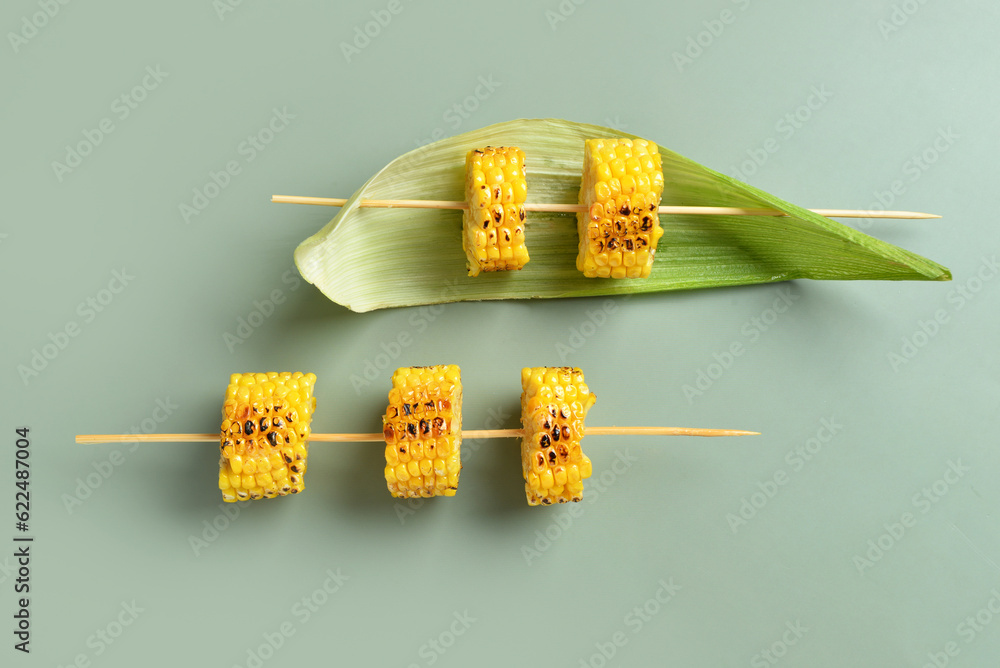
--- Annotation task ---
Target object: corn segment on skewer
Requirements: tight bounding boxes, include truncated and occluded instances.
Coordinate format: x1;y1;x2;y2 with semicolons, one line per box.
577;138;665;279
218;372;317;502
462;146;530;276
79;367;758;506
383;365;463;498
520;367;595;505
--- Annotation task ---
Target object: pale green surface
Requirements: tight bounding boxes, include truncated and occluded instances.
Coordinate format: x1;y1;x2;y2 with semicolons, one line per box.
1;1;997;666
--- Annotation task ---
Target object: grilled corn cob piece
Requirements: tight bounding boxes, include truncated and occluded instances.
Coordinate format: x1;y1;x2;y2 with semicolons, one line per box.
218;372;317;502
383;365;463;498
520;367;595;505
577;138;664;278
462;146;529;277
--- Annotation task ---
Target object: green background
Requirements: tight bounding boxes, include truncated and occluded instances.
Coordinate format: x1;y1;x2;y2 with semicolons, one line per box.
3;1;997;666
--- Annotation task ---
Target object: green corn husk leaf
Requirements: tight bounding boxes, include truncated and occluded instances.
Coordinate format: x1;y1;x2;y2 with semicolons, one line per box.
294;118;950;312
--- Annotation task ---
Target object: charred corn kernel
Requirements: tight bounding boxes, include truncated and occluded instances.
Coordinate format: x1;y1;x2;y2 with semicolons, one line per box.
218;372;316;503
520;367;596;506
462;146;529;277
577;138;664;279
382;365;462;498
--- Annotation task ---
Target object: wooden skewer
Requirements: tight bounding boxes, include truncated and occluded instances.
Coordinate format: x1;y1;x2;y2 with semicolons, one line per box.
271;194;940;220
75;426;759;445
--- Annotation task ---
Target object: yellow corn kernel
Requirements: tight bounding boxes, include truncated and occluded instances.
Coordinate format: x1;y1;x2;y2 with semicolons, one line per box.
576;138;665;279
462;147;530;277
382;366;462;498
519;367;596;506
218;372;316;502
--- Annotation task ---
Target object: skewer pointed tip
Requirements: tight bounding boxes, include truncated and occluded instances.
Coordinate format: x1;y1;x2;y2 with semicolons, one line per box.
698;429;759;437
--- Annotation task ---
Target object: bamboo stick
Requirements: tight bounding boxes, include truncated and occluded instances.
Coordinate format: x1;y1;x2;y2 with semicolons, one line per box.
271;194;939;220
75;425;759;445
